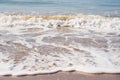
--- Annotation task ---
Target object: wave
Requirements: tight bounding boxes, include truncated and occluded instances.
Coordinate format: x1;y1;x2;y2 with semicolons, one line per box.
0;14;120;32
0;13;120;76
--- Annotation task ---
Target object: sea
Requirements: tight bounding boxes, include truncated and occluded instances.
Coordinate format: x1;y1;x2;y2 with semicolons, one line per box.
0;0;120;16
0;0;120;76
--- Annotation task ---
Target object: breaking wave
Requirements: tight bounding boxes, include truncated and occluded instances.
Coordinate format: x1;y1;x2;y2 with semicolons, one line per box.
0;13;120;76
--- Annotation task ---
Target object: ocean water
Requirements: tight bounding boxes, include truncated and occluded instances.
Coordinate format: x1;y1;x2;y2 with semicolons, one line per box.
0;0;120;76
0;0;120;16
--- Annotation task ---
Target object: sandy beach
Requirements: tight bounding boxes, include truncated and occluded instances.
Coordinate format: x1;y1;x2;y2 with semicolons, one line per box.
0;72;120;80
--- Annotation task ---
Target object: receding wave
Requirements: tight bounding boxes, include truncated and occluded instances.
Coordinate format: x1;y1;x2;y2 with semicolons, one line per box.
0;14;120;76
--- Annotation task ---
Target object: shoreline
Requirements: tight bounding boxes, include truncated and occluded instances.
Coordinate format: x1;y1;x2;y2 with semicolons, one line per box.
0;71;120;80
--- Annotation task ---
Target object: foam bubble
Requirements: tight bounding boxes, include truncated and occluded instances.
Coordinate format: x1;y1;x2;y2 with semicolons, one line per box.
0;14;120;75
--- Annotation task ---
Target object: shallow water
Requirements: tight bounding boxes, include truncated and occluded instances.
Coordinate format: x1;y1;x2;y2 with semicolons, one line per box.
0;0;120;76
0;14;120;75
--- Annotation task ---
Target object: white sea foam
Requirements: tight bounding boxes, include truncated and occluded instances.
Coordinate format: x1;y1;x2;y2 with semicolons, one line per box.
0;14;120;76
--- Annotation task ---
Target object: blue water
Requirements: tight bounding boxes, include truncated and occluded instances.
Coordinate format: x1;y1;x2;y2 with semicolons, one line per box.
0;0;120;16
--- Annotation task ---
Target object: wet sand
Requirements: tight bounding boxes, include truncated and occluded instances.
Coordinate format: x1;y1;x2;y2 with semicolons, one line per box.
0;72;120;80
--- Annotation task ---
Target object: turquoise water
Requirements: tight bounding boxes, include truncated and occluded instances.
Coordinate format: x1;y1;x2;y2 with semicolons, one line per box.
0;0;120;15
